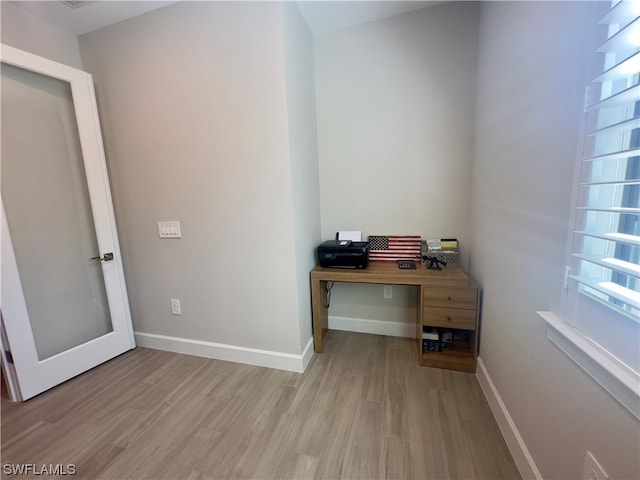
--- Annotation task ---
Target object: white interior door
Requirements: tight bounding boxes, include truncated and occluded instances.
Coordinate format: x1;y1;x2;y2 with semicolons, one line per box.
0;44;135;400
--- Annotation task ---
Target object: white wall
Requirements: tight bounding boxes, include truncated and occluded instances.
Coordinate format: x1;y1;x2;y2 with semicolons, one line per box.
471;2;640;479
78;2;308;363
0;2;82;69
282;3;321;350
314;2;479;332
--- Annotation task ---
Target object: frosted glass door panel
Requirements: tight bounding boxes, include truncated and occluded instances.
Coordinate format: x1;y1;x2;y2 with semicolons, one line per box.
1;63;112;361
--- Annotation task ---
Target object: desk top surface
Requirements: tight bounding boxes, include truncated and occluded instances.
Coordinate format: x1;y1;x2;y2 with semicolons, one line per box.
311;262;475;287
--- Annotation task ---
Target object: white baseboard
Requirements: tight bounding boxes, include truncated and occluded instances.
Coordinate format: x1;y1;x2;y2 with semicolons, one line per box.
134;332;314;373
329;315;416;338
476;357;542;480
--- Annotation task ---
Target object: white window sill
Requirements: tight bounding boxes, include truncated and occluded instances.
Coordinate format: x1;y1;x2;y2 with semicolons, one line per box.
539;311;640;420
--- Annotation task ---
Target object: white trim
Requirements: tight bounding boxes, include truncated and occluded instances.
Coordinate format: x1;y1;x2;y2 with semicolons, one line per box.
134;332;314;373
539;310;640;420
328;315;416;338
476;357;543;480
300;336;315;371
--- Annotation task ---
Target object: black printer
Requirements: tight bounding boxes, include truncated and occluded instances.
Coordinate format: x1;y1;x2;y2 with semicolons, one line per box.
317;240;369;269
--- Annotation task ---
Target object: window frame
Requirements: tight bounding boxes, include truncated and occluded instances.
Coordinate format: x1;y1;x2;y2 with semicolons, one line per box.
542;0;640;420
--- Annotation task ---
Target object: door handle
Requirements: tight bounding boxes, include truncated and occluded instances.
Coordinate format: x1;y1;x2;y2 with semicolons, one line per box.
91;252;114;262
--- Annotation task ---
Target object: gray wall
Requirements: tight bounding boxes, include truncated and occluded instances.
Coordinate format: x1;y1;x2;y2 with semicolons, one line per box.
471;2;640;479
78;2;310;357
314;2;480;329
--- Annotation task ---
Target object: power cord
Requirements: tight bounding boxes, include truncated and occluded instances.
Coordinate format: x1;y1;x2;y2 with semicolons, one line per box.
324;281;334;308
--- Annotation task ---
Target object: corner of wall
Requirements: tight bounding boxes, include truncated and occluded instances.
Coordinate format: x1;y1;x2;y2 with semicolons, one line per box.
282;1;322;353
1;2;82;69
476;357;542;480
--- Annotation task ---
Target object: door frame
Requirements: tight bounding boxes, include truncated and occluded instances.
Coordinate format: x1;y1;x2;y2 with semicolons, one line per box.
0;44;135;400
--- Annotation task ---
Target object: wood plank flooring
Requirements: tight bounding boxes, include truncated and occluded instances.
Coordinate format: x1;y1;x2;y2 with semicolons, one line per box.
1;331;520;479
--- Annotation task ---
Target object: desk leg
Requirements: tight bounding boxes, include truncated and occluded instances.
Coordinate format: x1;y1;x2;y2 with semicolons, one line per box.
311;278;328;353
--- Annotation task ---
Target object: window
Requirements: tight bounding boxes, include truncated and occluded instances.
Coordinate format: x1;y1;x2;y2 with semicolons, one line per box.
573;0;640;324
543;0;640;420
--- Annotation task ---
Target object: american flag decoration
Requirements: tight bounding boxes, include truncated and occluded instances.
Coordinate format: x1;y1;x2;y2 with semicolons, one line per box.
368;235;422;262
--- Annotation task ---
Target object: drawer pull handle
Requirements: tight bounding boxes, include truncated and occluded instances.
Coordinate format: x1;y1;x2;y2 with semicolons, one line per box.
448;296;452;301
447;316;451;321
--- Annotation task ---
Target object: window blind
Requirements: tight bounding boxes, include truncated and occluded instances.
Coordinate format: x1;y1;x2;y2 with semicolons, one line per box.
570;0;640;324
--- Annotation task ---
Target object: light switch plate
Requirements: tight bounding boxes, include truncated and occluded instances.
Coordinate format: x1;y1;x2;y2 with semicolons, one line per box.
158;221;181;238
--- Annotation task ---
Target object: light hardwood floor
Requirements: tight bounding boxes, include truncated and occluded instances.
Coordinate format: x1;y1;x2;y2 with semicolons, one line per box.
1;331;520;479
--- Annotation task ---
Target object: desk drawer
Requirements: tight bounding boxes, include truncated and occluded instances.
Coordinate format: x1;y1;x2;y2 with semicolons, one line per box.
423;307;477;330
423;287;477;310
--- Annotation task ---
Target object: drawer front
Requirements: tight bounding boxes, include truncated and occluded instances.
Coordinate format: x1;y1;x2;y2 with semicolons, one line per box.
423;287;477;310
423;307;477;330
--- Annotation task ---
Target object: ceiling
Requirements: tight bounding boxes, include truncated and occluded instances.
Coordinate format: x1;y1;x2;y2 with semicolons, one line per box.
11;1;178;35
10;1;440;37
297;1;441;35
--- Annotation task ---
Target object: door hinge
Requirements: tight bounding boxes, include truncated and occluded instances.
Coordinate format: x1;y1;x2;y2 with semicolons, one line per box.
4;350;13;364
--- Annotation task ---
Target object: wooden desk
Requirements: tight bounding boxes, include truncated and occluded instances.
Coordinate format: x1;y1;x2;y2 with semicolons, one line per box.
310;263;480;372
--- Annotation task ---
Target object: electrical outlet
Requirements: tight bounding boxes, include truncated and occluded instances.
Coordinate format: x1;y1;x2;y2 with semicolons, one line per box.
583;451;609;480
171;299;181;315
384;285;393;299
